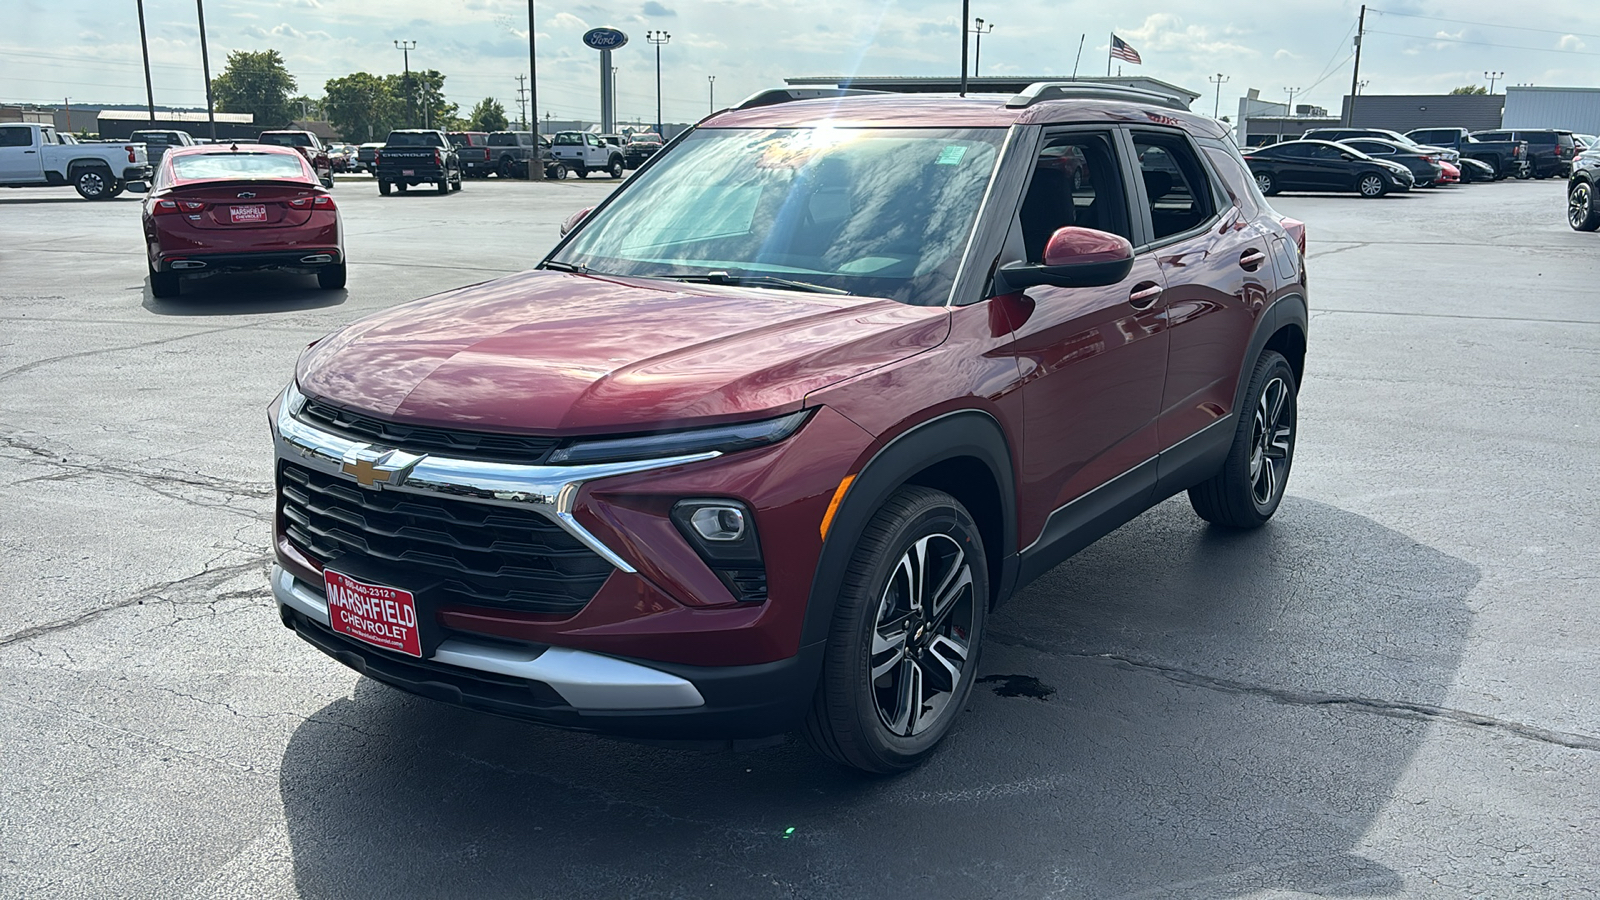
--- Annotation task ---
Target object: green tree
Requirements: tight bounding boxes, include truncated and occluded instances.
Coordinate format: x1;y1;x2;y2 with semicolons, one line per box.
211;50;298;128
323;72;401;142
467;97;509;132
387;69;457;131
1449;85;1488;95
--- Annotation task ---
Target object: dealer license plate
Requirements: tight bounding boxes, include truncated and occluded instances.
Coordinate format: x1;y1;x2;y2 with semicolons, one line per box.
402;169;415;175
324;570;422;657
229;204;267;224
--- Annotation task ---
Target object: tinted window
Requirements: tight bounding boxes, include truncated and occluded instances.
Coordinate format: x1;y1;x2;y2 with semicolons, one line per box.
1521;132;1556;145
170;152;308;181
1476;131;1510;142
1018;132;1130;262
385;132;442;147
1133;134;1214;242
1277;143;1314;158
261;133;314;147
0;126;31;147
1201;144;1262;219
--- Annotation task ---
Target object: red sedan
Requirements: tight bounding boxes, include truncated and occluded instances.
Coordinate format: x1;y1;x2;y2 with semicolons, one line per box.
142;144;345;299
1437;158;1462;184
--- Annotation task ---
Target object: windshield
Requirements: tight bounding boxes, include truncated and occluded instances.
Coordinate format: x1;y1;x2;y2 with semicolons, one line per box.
386;132;441;147
261;133;313;147
170;152;308;181
550;127;1004;305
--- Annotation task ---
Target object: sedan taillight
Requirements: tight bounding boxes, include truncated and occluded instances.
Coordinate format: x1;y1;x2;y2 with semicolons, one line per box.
152;199;202;216
288;195;337;210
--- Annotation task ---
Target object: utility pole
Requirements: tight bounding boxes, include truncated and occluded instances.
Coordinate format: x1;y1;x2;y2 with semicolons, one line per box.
1485;70;1504;94
515;74;529;130
135;0;156;126
1346;3;1366;126
1209;73;1230;119
707;75;715;113
1284;86;1301;119
647;30;670;136
959;0;969;96
526;0;543;179
196;0;216;140
394;41;416;128
973;18;994;78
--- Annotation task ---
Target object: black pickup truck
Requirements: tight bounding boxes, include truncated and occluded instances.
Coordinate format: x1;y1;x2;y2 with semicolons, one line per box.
1405;128;1529;180
486;131;566;179
375;130;462;196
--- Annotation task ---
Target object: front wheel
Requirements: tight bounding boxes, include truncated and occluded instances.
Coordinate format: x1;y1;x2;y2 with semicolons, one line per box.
1570;181;1600;232
1357;173;1387;198
1188;350;1298;528
609;157;624;178
1254;171;1278;196
804;486;988;774
575;165;589;179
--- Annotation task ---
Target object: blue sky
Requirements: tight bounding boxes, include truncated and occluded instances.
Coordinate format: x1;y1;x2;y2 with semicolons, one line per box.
6;0;1600;124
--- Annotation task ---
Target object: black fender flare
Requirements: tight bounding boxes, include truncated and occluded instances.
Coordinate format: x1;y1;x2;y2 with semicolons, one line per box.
1230;292;1309;418
798;410;1018;649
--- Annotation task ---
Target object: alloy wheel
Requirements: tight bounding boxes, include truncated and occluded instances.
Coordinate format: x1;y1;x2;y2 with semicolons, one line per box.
1570;183;1593;229
1255;173;1273;194
1359;174;1384;197
1248;376;1294;507
78;172;105;197
869;533;976;737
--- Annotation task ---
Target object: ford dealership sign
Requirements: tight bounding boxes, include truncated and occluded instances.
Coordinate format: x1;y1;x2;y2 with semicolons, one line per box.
582;28;628;50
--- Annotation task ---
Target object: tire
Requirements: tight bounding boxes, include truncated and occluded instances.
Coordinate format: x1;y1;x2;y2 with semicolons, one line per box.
548;163;567;180
397;182;408;193
149;267;180;299
1254;171;1278;196
106;180;126;199
316;263;347;290
378;180;391;196
321;175;333;189
436;176;449;195
73;167;114;200
1188;350;1298;528
803;486;988;774
1357;172;1387;198
497;157;514;178
1570;181;1600;232
609;157;624;178
575;165;589;179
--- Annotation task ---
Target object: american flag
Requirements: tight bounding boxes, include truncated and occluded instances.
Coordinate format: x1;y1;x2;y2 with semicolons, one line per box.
1110;34;1142;65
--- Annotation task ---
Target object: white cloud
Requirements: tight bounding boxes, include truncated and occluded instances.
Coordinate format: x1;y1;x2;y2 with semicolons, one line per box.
1558;34;1586;52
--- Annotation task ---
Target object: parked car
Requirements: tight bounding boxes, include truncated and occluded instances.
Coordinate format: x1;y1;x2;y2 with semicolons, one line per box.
1456;157;1495;183
549;130;626;178
375;129;462;196
1302;127;1459;166
1472;129;1579;179
1436;158;1461;184
624;132;664;169
1405;128;1528;180
0;122;152;200
357;142;383;173
327;142;358;173
258;130;334;188
1567;145;1600;231
1575;134;1596;152
486;130;567;179
1242;139;1414;197
141;143;344;298
268;83;1310;773
129;129;195;164
1336;137;1445;187
448;131;493;178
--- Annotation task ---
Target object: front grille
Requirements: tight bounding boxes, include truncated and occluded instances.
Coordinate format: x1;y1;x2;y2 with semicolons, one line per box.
299;397;560;464
278;462;611;615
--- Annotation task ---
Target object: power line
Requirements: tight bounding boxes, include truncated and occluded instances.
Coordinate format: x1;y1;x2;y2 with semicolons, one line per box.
1366;29;1600;57
1369;9;1600;42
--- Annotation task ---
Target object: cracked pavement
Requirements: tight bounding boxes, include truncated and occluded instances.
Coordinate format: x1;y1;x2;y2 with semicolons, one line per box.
1;178;1596;898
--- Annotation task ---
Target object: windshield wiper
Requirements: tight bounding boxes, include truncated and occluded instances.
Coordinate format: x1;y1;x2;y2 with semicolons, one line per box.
660;272;851;295
541;260;588;273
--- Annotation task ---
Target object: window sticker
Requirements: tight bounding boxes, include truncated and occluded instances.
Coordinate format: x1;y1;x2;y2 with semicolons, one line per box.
936;145;968;166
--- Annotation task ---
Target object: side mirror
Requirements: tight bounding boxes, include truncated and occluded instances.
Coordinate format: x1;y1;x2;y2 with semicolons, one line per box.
559;206;593;238
994;227;1135;293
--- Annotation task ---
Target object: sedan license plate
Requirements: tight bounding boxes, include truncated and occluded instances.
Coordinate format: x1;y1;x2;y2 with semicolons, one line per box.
324;570;422;657
402;169;415;175
229;204;267;224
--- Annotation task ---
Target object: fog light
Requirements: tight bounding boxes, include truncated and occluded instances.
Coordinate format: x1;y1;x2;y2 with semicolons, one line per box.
690;506;746;541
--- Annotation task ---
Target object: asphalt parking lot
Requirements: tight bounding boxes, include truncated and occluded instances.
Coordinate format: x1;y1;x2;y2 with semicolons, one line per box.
2;174;1596;899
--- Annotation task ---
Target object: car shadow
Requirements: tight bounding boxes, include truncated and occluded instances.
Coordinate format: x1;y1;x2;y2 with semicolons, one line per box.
140;271;347;316
278;496;1477;899
0;195;141;205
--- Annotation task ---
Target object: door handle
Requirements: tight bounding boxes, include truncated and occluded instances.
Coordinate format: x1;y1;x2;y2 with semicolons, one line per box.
23;149;37;154
1128;282;1163;310
1239;248;1268;272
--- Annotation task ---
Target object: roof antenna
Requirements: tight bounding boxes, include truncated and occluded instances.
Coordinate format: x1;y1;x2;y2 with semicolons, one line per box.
229;142;238;151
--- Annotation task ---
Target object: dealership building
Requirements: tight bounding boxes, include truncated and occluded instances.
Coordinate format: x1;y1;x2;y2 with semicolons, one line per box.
1238;85;1600;146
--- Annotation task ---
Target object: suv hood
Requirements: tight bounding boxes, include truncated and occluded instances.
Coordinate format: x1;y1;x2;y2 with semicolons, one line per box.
296;269;948;433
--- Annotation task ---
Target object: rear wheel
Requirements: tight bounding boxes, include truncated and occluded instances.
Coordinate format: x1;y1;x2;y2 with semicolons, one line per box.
804;486;987;774
316;263;347;290
450;166;463;192
436;176;449;195
1188;350;1298;528
1570;181;1600;232
548;163;567;180
497;157;514;178
1254;171;1278;196
73;167;114;200
378;180;392;196
1357;172;1387;198
149;266;180;299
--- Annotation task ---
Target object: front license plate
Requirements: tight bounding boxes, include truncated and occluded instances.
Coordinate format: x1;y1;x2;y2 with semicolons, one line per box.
229;204;267;224
324;570;422;657
402;169;415;175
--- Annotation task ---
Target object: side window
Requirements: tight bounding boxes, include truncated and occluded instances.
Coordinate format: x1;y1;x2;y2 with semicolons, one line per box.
1278;144;1312;158
1201;144;1261;219
1132;133;1215;241
0;126;33;148
1311;144;1344;160
1016;131;1129;263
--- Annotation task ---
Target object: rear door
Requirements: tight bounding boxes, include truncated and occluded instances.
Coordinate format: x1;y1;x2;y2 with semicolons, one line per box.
0;125;44;181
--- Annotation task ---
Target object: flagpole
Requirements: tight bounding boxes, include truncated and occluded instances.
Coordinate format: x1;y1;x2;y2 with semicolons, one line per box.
1071;33;1085;79
1107;32;1113;77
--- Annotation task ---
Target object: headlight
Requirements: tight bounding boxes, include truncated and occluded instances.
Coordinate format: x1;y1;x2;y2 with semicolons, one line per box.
283;380;308;417
547;409;813;465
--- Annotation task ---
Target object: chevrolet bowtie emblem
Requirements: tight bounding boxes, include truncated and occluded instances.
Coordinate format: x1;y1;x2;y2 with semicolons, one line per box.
339;446;424;489
237;191;256;199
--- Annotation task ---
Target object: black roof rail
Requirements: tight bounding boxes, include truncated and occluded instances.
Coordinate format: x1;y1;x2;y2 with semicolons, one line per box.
1005;82;1189;111
735;88;891;110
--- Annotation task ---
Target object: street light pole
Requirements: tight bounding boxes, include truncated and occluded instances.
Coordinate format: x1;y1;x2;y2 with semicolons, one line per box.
527;0;543;179
394;40;416;128
973;18;994;78
708;75;716;113
1485;70;1504;94
647;30;670;137
1209;72;1230;119
959;0;968;97
135;0;157;126
1284;86;1301;115
196;0;217;140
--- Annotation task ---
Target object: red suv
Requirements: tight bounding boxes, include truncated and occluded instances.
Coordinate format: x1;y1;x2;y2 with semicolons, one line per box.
269;84;1308;773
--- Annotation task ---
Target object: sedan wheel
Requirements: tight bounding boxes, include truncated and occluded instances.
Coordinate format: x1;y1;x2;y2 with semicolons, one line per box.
1358;173;1386;198
1571;182;1600;232
1254;172;1278;196
804;486;987;774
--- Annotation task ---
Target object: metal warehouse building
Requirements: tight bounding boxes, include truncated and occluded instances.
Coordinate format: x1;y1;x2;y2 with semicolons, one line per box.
1503;86;1600;134
1341;93;1505;133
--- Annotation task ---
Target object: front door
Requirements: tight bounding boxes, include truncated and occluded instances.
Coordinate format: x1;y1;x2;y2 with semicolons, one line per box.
0;125;43;182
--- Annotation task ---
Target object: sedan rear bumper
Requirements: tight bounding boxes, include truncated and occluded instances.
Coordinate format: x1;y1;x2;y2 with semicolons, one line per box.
154;247;342;274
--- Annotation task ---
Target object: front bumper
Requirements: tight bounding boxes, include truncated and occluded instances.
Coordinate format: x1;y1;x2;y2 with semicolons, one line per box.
273;564;821;740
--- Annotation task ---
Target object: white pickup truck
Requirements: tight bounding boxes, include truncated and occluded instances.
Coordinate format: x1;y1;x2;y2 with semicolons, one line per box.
0;122;153;200
548;131;626;179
